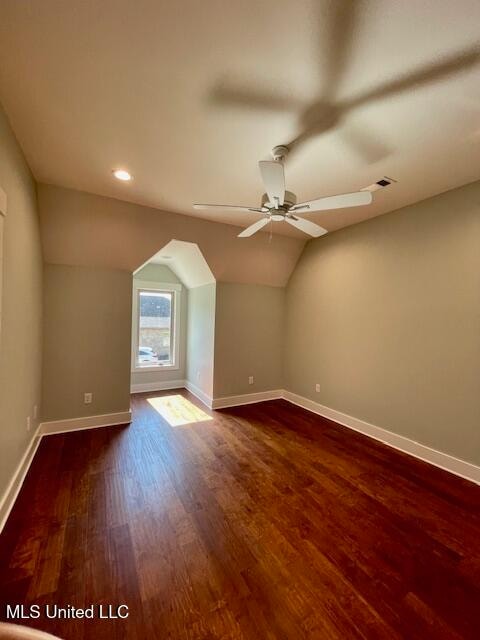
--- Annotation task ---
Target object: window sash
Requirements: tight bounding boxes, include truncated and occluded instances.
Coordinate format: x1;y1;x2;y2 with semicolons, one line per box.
131;280;182;373
136;289;175;368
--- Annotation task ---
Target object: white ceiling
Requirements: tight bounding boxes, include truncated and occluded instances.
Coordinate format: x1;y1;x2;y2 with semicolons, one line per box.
143;240;216;288
0;0;479;238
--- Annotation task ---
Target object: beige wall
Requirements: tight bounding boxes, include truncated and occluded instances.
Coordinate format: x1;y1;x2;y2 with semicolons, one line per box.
186;284;216;398
0;104;43;501
131;263;187;388
214;283;284;398
38;183;304;287
36;183;299;407
42;264;132;421
285;181;480;465
34;174;480;468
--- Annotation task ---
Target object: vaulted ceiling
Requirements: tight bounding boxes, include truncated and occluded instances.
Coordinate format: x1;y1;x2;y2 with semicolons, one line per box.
1;0;479;238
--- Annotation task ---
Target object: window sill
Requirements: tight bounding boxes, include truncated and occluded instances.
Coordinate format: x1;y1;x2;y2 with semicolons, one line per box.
132;364;180;373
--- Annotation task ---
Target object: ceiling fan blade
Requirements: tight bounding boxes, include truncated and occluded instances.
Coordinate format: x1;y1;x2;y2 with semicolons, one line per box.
238;217;270;238
193;204;266;212
259;161;285;207
291;190;372;213
210;82;302;112
320;0;359;101
285;216;328;238
345;46;480;111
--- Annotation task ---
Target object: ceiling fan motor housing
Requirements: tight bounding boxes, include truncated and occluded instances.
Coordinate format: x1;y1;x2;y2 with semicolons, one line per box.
261;190;297;213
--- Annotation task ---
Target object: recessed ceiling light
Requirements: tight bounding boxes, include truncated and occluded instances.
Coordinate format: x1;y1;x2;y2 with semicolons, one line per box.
112;169;132;181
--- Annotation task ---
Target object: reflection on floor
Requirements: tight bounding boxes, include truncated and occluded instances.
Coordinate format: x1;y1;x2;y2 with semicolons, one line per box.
147;393;212;426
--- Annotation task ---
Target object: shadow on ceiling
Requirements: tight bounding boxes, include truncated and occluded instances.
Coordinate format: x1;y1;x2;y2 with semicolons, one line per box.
208;0;480;164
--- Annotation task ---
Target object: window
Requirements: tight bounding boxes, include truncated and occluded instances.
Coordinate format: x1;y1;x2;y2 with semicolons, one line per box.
138;290;173;365
132;281;181;371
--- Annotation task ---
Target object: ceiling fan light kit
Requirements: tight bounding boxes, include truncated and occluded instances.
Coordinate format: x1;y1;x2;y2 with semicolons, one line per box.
193;145;375;238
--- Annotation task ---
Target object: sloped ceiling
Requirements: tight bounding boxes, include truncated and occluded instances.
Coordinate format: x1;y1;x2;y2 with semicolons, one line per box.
38;184;304;287
1;1;480;238
142;240;216;289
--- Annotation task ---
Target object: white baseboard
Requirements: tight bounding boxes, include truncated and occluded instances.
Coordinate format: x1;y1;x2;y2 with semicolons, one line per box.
184;380;213;409
283;390;480;486
208;387;479;484
40;410;132;436
0;410;132;534
131;379;185;394
0;410;132;533
212;389;283;410
0;426;42;533
2;388;477;536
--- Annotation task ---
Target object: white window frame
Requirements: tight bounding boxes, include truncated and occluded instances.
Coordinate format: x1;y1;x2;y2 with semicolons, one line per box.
131;280;182;372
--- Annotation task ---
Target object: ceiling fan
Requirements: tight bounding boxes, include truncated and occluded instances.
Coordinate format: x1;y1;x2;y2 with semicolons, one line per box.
193;146;373;237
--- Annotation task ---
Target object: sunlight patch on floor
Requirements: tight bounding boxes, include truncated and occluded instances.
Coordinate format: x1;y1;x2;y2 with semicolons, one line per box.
147;394;213;427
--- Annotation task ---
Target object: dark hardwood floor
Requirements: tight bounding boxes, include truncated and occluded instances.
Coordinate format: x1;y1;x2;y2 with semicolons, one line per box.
0;391;479;639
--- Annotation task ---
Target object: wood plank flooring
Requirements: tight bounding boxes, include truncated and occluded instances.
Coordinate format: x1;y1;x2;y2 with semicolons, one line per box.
1;390;479;639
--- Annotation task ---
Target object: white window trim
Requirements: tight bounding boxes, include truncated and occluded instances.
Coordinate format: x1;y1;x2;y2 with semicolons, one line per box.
131;280;182;373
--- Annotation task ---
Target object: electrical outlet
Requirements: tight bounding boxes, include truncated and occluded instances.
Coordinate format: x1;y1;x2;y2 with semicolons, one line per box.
26;416;31;432
248;376;254;385
84;392;93;404
33;404;38;419
315;383;320;393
